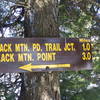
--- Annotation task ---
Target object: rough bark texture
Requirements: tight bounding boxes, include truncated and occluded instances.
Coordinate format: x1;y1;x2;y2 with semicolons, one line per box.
24;0;59;37
23;0;61;100
23;72;61;100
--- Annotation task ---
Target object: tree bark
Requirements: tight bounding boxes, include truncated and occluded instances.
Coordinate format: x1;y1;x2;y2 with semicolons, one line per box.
24;0;59;37
22;0;61;100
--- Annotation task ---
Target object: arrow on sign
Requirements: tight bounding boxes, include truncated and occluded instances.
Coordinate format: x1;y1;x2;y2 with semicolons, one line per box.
19;63;71;72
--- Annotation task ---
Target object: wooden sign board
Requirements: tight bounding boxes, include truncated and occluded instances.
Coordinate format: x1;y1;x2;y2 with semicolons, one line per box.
0;38;92;72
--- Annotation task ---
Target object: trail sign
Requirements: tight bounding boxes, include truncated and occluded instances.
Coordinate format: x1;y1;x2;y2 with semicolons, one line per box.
0;38;92;72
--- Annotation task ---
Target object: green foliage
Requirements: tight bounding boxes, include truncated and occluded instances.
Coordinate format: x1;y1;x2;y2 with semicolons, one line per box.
0;83;16;100
59;0;99;38
59;1;100;100
60;70;100;100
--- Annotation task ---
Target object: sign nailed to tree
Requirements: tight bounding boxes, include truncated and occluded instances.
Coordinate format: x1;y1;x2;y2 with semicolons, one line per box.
0;38;92;72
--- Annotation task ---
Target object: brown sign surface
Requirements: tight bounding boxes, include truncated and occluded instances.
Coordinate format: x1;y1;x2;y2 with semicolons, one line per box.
0;38;92;72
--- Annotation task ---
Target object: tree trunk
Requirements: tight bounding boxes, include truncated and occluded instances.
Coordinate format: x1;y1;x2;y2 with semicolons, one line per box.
22;0;61;100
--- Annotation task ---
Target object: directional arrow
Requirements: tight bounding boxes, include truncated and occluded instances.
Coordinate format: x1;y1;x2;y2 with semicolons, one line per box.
19;63;71;72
